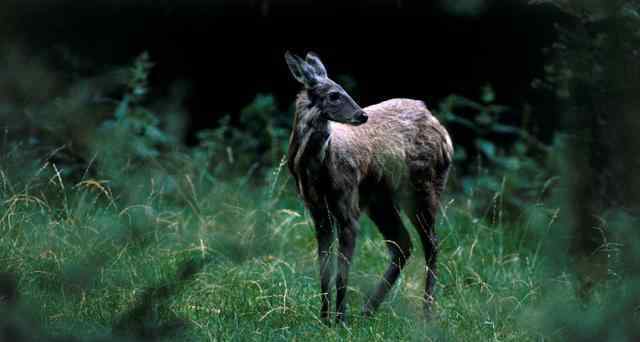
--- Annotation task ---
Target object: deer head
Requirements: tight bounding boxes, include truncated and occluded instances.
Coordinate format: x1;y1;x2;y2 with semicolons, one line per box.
285;51;368;126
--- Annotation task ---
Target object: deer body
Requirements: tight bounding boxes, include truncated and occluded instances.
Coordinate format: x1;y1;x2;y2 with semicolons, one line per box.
285;52;452;323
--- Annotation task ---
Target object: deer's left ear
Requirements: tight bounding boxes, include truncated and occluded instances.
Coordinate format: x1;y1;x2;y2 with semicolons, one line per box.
305;52;327;79
285;51;325;88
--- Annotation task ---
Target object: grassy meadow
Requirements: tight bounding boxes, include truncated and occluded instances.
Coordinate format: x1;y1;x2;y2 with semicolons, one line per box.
1;50;638;342
0;148;556;342
3;136;628;341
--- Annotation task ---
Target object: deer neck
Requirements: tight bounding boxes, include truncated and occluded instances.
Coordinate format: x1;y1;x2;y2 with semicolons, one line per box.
288;92;332;190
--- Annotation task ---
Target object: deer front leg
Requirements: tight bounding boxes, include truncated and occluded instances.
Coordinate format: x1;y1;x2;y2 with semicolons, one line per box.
309;207;334;324
331;196;360;324
335;222;357;324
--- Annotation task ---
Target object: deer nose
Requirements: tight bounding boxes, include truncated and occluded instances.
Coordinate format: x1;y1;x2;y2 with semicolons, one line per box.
359;112;369;123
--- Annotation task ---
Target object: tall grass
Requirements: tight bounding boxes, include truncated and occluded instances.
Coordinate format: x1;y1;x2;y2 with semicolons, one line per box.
0;139;591;341
1;47;639;341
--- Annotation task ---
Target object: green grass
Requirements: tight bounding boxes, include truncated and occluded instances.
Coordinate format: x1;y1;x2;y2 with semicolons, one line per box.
0;153;633;341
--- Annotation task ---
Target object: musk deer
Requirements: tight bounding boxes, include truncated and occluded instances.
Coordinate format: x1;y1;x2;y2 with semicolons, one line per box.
284;51;453;323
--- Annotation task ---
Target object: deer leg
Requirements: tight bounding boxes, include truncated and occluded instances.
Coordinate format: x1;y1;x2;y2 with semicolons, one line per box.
335;220;357;324
407;191;439;317
309;207;334;324
329;193;361;324
363;202;413;317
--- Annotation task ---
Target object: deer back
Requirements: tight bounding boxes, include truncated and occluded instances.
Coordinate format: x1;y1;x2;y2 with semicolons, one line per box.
288;93;453;204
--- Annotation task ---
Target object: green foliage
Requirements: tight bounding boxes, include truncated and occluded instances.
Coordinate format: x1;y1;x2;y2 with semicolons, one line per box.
438;86;555;218
532;1;640;103
192;94;290;180
2;44;639;341
0;48;187;183
2;134;639;340
98;52;176;161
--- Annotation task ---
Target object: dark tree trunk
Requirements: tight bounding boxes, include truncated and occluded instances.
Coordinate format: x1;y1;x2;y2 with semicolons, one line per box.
558;11;640;294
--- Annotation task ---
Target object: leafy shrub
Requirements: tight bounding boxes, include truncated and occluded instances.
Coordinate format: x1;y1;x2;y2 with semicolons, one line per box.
95;52;179;163
0;48;188;183
192;94;290;181
438;86;557;219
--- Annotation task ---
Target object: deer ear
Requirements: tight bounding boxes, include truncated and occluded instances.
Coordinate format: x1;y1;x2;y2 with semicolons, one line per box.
285;51;325;88
285;51;307;85
305;52;327;79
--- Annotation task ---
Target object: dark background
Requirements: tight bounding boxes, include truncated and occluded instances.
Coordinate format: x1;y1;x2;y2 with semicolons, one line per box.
4;0;568;142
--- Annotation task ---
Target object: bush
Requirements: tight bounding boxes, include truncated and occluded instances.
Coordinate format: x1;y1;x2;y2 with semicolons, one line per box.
192;94;290;181
437;85;556;220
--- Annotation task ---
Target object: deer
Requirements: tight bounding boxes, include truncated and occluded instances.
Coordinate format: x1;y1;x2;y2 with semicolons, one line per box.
284;51;453;324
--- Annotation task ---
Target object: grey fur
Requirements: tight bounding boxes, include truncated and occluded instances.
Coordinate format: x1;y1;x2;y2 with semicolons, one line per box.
305;52;328;78
285;51;453;324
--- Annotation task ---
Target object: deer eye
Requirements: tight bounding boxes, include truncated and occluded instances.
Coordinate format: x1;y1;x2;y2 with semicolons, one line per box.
328;92;341;103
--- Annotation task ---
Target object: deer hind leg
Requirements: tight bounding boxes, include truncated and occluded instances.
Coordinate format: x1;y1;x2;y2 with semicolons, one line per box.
309;207;334;324
407;189;440;317
363;197;413;317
